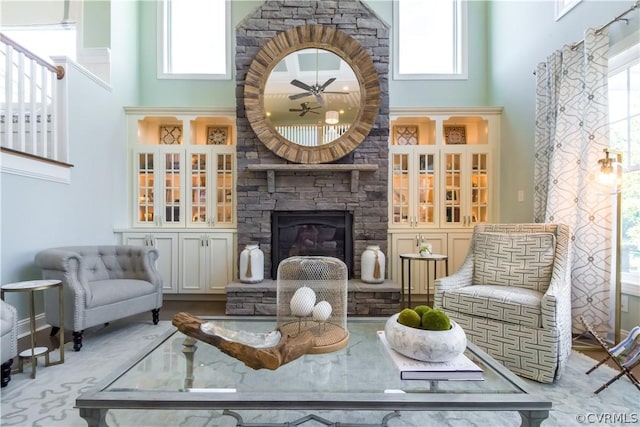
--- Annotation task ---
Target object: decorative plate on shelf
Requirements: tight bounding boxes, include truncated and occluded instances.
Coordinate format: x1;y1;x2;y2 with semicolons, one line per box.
207;126;228;145
159;125;182;144
394;125;419;145
444;125;466;145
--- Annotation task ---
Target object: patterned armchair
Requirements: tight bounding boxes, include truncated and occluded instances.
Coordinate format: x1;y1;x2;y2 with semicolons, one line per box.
434;223;571;383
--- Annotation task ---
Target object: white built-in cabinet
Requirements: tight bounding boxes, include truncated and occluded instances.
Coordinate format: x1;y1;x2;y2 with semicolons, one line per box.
388;108;502;298
116;108;237;295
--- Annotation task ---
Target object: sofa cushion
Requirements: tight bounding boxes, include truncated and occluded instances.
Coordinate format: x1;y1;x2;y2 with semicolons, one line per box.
87;279;157;308
440;284;544;328
473;232;556;292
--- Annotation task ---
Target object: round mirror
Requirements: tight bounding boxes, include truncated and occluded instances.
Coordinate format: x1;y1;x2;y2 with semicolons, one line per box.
245;25;380;164
264;48;360;146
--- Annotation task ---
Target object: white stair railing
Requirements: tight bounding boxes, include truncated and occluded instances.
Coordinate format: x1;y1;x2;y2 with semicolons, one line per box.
1;33;67;163
275;123;351;146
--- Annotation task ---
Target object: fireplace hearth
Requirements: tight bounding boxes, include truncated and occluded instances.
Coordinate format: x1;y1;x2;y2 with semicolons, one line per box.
271;211;353;279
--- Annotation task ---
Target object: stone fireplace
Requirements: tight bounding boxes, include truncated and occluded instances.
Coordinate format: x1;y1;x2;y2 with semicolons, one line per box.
235;0;390;280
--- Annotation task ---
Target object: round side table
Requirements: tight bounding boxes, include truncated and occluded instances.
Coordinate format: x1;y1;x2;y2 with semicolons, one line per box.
1;279;65;379
399;253;449;308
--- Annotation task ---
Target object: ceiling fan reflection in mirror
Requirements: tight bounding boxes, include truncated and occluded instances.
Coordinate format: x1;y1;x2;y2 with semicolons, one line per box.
289;102;321;117
288;49;347;106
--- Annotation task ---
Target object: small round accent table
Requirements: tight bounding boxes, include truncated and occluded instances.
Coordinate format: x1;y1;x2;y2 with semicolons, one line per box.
399;254;449;308
1;280;65;379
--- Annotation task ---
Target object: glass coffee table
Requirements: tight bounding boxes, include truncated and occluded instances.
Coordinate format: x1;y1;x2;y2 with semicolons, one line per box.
76;317;551;426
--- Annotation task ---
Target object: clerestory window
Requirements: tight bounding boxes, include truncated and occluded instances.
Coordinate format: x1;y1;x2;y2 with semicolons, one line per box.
393;0;468;80
157;0;230;80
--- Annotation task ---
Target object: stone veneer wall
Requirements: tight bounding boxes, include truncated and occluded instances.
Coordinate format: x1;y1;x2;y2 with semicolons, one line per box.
235;0;390;279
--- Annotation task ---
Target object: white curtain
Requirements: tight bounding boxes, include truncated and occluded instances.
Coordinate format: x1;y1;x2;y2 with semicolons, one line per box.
533;28;612;336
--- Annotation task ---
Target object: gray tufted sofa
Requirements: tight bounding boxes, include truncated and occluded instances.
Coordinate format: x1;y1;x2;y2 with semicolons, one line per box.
1;300;18;387
435;223;571;383
35;245;163;351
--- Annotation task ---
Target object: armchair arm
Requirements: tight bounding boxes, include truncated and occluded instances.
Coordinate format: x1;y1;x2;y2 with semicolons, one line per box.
434;253;474;309
540;224;572;370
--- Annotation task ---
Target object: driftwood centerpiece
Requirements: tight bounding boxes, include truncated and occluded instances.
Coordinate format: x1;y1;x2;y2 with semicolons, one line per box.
172;312;316;370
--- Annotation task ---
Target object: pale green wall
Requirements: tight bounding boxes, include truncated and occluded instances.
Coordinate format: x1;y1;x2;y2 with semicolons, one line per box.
82;0;110;48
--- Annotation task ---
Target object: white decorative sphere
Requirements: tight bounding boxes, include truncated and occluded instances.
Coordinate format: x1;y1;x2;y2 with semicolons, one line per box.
312;301;332;322
289;287;316;317
384;313;467;362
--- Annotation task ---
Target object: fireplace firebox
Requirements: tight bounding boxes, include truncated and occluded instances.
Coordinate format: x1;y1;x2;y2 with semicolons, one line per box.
271;211;353;279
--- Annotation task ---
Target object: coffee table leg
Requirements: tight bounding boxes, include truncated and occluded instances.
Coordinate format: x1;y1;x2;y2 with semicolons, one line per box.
518;410;549;427
79;408;108;427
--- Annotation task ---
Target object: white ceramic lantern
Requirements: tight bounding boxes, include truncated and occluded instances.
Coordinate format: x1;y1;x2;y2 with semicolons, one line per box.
239;244;264;283
361;245;385;284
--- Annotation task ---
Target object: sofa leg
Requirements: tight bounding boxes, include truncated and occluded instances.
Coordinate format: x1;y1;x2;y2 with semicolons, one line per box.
152;309;160;325
1;359;13;387
50;326;60;336
72;331;84;351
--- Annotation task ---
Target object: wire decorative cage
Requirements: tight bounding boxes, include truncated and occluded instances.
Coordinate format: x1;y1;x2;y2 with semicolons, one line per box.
276;256;349;353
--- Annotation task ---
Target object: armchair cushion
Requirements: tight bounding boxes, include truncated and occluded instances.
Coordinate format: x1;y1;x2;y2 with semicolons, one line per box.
473;232;556;292
440;284;543;328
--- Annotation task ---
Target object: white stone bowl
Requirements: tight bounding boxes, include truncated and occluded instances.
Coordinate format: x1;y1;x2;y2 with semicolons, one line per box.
384;313;467;362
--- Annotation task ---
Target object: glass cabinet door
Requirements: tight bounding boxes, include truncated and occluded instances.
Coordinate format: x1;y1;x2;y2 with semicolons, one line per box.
189;152;208;226
186;150;235;228
136;152;156;225
470;153;489;224
443;153;462;225
163;152;183;225
391;151;437;227
391;153;410;225
216;153;234;224
416;153;436;225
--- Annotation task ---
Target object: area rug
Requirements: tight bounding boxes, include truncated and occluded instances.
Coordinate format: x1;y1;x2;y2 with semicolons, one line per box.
1;319;638;427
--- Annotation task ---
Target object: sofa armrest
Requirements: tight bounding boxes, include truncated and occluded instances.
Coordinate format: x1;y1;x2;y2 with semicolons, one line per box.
34;249;91;299
127;246;163;292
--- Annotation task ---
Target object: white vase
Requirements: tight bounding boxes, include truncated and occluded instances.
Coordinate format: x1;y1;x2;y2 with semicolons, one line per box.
239;244;264;283
384;313;467;362
361;245;385;284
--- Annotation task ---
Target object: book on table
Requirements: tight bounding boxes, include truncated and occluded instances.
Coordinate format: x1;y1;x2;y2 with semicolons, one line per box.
377;331;484;381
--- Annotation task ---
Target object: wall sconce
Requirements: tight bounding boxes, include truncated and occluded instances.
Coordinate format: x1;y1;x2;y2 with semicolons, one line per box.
325;111;339;125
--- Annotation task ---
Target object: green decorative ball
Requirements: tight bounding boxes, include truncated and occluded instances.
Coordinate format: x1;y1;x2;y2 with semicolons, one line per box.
421;309;451;331
413;305;432;319
396;308;421;328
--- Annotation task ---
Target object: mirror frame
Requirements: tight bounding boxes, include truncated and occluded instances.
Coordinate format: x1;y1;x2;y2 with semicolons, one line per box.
244;25;381;164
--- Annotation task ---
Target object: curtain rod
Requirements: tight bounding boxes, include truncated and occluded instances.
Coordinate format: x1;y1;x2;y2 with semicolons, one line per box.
571;0;639;50
533;1;639;75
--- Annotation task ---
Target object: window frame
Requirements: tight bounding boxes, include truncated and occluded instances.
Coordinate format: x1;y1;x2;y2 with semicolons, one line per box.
608;31;640;297
392;0;468;81
156;0;232;80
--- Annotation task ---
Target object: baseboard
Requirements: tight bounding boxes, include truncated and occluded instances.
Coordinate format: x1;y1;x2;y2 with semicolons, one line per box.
16;313;50;340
